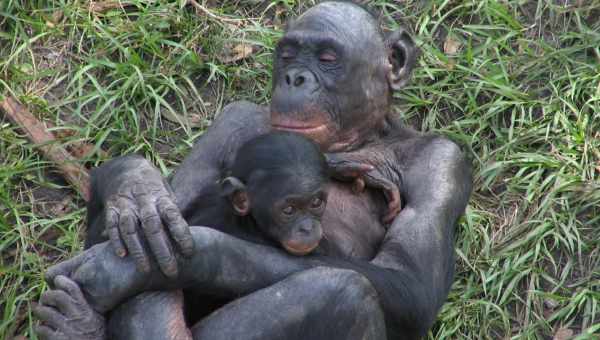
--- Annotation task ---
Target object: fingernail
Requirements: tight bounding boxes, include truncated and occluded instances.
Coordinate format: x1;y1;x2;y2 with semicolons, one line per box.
164;264;178;278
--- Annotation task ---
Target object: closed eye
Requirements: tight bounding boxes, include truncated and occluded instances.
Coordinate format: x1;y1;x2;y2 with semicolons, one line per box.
319;52;337;62
281;50;295;60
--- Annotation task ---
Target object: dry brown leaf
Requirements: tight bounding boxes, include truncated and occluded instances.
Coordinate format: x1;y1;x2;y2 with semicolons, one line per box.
50;196;74;217
89;1;134;13
444;36;461;55
219;44;254;64
553;328;573;340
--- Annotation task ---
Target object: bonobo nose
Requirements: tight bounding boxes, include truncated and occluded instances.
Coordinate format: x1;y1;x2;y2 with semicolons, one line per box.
297;220;321;236
284;69;318;91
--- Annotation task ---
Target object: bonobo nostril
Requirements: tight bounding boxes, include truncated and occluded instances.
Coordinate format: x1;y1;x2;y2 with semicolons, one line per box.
294;75;305;87
298;224;312;234
282;69;318;90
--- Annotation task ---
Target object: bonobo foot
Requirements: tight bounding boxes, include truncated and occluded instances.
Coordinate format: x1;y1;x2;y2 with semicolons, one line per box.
45;242;151;313
34;275;106;340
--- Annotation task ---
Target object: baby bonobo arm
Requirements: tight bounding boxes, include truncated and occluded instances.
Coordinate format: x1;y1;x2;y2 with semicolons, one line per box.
34;275;106;340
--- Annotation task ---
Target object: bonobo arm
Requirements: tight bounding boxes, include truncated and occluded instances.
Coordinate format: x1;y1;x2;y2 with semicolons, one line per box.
86;101;268;277
328;135;473;337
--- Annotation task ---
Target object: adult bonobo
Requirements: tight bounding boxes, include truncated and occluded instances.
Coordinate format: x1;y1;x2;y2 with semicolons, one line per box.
36;2;472;340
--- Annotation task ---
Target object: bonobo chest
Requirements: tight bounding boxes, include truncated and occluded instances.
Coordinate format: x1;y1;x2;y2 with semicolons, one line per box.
316;181;387;260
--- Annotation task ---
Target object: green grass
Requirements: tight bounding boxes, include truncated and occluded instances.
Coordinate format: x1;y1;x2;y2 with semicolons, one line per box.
1;0;599;339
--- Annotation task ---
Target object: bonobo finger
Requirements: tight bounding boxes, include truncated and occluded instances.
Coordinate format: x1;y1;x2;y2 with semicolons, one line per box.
105;203;126;257
45;253;86;285
119;211;150;273
54;275;87;306
138;196;178;278
326;156;374;180
158;196;194;257
33;305;67;329
35;325;64;340
40;290;77;317
352;178;366;194
363;173;401;224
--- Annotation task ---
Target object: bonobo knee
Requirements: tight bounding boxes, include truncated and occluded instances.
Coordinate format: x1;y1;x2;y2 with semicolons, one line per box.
299;267;379;304
296;267;385;339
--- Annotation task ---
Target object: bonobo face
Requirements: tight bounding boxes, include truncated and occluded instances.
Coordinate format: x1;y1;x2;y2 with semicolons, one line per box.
251;174;328;256
223;132;330;256
270;2;416;151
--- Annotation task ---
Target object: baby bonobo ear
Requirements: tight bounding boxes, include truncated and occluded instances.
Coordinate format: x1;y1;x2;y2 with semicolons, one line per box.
221;177;250;216
385;27;418;91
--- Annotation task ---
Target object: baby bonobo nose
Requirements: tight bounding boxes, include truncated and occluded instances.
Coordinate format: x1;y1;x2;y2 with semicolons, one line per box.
298;223;313;234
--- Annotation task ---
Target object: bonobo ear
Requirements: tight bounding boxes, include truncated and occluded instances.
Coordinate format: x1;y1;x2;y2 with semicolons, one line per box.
385;28;418;91
221;177;250;216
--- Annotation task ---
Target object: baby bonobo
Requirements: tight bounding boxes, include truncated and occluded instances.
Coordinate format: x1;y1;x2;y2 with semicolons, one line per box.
219;131;328;256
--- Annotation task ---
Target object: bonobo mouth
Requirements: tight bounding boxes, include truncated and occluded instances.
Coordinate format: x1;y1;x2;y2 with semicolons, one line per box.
270;109;335;148
271;123;328;134
282;242;320;256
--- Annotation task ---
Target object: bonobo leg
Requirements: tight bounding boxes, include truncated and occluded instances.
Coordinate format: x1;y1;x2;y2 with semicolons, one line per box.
191;267;386;340
108;291;191;340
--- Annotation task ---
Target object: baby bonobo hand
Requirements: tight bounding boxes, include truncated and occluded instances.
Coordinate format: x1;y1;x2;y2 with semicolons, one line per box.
34;275;106;340
325;152;402;224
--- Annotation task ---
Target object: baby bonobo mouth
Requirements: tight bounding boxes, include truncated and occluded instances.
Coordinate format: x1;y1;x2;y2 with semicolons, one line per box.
282;241;320;256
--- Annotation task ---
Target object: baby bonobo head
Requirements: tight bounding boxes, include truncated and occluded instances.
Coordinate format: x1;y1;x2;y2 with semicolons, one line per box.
221;131;329;256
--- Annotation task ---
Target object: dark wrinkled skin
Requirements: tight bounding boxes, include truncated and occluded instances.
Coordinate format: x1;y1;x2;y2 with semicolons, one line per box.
36;2;473;340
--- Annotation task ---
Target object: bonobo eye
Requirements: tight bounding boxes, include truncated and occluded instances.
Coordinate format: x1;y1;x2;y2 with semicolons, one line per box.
310;197;323;209
280;49;295;61
318;51;337;63
282;205;296;216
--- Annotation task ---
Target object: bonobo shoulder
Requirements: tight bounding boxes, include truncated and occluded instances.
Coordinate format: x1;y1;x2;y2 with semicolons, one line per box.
209;100;269;132
426;136;466;162
393;133;467;166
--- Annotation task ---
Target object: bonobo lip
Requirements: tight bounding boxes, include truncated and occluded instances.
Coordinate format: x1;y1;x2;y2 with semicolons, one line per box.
282;242;320;256
271;123;327;134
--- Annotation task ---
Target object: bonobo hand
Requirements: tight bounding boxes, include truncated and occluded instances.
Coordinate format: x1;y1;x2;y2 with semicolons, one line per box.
34;275;106;340
325;152;402;224
104;159;194;277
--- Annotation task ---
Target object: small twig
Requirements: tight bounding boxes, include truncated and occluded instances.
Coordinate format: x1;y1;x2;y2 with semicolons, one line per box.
0;96;91;201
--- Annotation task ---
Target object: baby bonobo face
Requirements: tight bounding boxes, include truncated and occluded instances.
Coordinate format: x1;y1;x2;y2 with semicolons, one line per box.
265;187;328;256
222;131;330;256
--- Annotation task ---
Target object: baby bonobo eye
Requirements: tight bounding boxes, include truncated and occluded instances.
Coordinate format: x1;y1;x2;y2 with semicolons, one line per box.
282;205;295;215
310;196;324;209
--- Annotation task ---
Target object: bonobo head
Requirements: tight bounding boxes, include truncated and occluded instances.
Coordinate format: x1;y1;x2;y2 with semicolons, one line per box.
221;132;329;256
270;1;417;151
